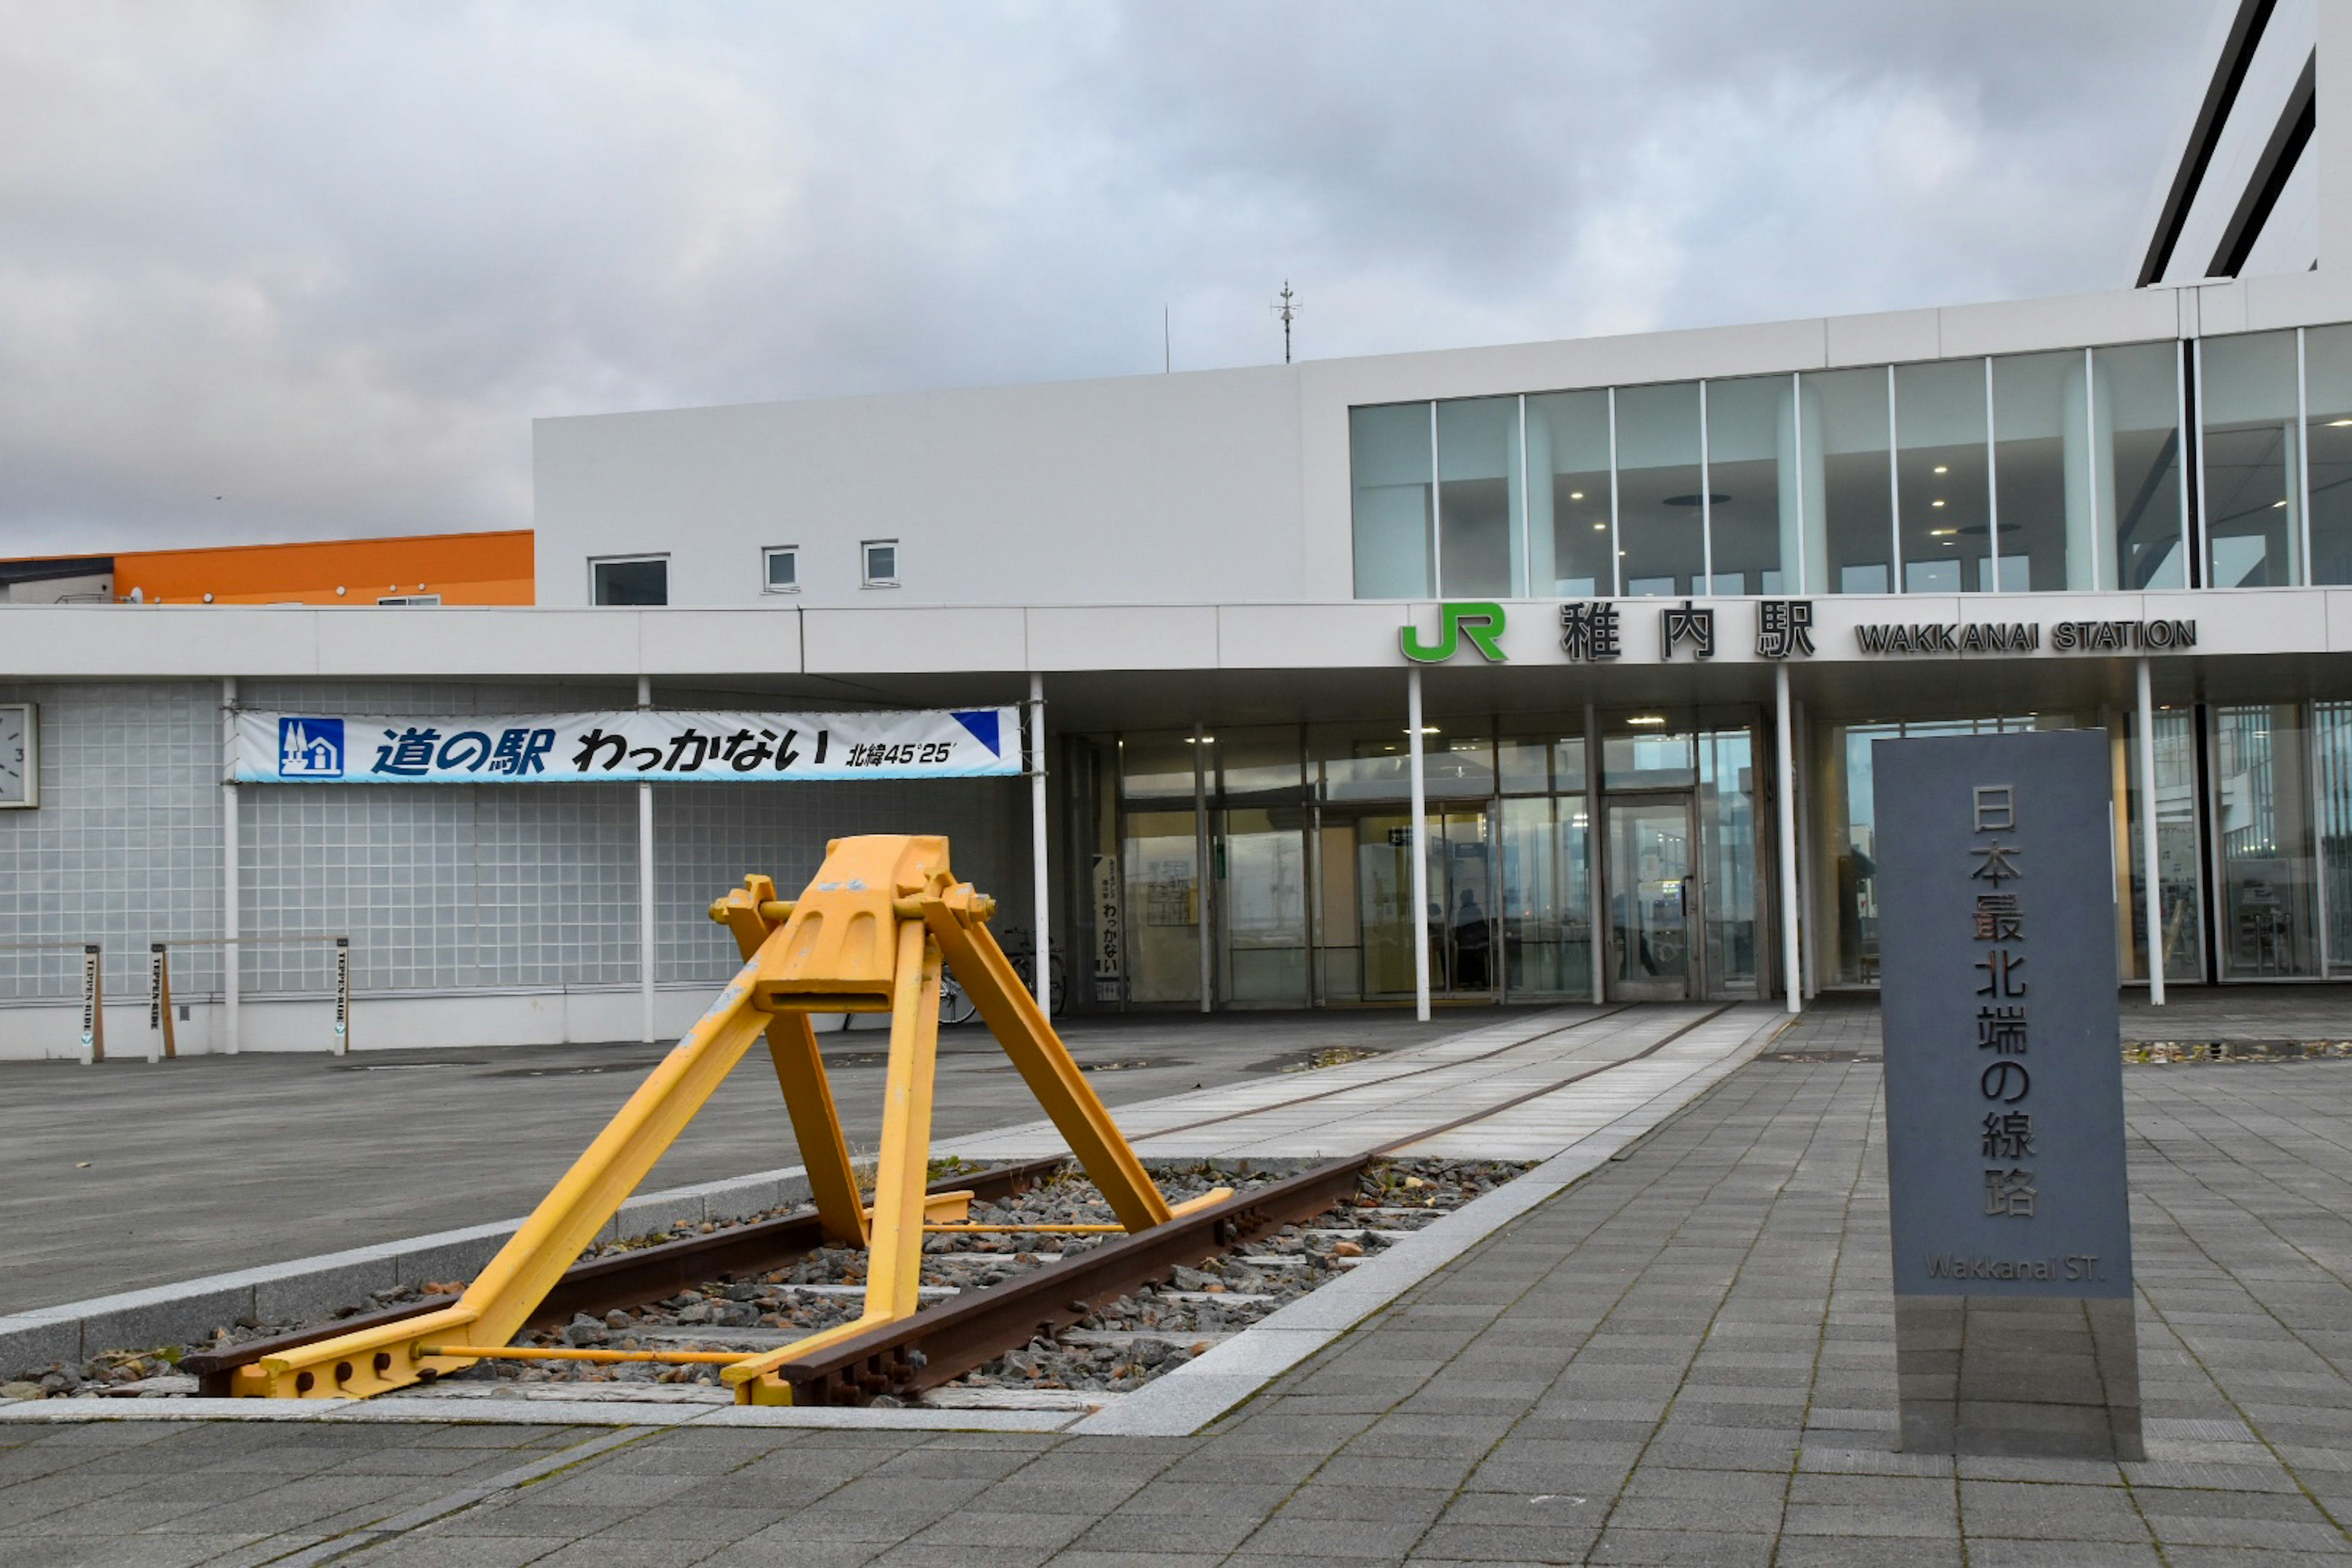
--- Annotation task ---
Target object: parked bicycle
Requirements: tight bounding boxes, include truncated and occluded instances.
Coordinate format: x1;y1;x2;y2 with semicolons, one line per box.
938;925;1066;1025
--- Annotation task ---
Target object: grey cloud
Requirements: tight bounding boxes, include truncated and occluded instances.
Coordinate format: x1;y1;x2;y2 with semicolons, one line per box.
0;1;2218;554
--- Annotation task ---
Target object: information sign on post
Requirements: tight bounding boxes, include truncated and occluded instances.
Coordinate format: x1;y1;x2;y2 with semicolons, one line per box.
1873;730;2142;1460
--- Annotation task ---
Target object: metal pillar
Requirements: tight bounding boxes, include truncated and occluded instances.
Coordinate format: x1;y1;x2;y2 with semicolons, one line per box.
637;676;656;1043
1775;663;1801;1016
1193;721;1211;1014
222;677;239;1055
2138;658;2166;1006
1409;667;1431;1022
1029;673;1049;1011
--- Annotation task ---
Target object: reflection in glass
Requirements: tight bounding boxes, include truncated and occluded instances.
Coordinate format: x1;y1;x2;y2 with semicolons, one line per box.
1604;725;1697;789
1896;360;1994;591
2320;702;2352;973
1219;807;1307;1004
1992;350;2093;590
2125;706;2204;984
1806;367;1894;594
2214;703;2316;976
1608;800;1692;995
1350;403;1433;598
1698;729;1758;993
2099;341;2188;589
1704;376;1794;595
1215;727;1303;798
1311;723;1491;801
1501;796;1592;997
2201;332;2302;587
1121;809;1200;1004
1120;733;1200;801
1614;382;1705;597
1528;390;1613;596
2305;326;2352;584
1437;398;1522;597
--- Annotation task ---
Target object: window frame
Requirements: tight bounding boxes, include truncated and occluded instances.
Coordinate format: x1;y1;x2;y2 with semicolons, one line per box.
761;545;801;595
861;538;900;589
587;553;670;607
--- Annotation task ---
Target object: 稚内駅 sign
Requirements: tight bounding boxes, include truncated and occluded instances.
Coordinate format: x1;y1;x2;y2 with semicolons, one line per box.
233;708;1022;784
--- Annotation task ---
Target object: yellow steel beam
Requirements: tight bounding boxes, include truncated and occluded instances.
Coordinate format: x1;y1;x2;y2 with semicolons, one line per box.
727;918;944;1404
919;888;1174;1232
713;876;867;1246
232;961;776;1398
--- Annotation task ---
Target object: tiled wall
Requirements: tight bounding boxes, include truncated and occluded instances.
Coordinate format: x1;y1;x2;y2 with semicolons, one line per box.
0;681;1025;1007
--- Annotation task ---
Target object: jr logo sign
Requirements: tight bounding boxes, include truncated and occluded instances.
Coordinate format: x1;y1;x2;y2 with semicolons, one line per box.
1400;601;1507;664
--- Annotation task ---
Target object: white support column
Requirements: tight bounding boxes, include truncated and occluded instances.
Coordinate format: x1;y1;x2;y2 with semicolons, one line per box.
1775;662;1801;1016
1585;699;1604;1005
1408;667;1431;1022
1193;721;1212;1014
1029;673;1050;1010
636;675;656;1044
2138;658;2166;1006
221;677;239;1055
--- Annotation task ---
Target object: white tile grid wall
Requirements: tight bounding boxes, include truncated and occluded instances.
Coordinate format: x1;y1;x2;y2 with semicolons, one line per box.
0;682;224;1003
654;776;1031;986
239;681;641;997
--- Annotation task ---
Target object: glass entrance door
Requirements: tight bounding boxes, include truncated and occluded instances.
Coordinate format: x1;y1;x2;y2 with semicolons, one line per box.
1348;809;1496;1000
1607;796;1698;1001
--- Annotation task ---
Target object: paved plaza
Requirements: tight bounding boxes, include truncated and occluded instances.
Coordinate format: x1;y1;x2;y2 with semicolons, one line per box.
7;1001;2352;1564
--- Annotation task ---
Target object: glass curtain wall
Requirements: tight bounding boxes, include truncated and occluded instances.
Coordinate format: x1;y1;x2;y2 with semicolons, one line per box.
2213;703;2317;976
1529;390;1613;596
1351;404;1433;598
1807;366;1896;594
1349;336;2207;601
1992;350;2095;590
1697;729;1759;993
2318;702;2352;974
1895;360;1994;592
1119;732;1205;1005
2100;341;2189;589
1497;723;1591;997
2305;326;2352;584
1814;715;2075;987
1613;383;1706;597
1436;397;1523;598
2122;706;2206;985
1703;376;1796;595
2200;331;2303;587
1215;728;1308;1005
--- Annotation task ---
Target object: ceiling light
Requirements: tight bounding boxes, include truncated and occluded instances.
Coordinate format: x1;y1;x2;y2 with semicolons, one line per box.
2273;499;2288;508
1570;491;1585;500
1593;522;1607;531
1934;465;1948;475
2330;420;2352;428
1626;715;1668;727
1404;726;1440;735
1184;736;1216;744
1929;528;1956;537
1931;499;1947;508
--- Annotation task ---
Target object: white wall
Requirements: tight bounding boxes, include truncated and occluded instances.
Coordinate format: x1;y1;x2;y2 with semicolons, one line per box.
2152;0;2320;284
535;366;1306;609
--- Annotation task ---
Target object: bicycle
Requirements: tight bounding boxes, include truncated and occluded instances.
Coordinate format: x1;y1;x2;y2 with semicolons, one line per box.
933;925;1067;1022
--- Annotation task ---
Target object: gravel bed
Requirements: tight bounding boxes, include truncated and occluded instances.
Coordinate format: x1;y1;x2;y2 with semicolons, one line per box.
6;1158;1525;1403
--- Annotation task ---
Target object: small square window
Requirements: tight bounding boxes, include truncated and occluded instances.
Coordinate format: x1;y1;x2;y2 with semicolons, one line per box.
590;556;668;606
862;540;899;587
763;546;799;594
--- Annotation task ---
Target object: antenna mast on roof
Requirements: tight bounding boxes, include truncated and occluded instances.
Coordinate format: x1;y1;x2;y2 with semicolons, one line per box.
1270;281;1301;364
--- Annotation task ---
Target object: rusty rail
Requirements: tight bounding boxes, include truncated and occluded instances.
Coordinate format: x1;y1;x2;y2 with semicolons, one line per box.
181;1155;1072;1396
760;1154;1373;1406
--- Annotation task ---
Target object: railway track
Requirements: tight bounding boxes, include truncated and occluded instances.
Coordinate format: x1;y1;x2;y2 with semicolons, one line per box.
146;1002;1733;1410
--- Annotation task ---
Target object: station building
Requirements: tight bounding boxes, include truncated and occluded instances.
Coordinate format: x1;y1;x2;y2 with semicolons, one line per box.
3;0;2350;1055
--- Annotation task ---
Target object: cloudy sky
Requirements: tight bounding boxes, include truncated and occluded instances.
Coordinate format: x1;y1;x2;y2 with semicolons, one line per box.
2;1;2220;556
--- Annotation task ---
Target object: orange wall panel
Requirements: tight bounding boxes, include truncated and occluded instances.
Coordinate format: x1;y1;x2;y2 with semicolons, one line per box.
113;531;534;606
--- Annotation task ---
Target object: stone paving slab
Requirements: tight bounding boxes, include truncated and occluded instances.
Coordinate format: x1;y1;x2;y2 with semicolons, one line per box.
11;1006;2352;1562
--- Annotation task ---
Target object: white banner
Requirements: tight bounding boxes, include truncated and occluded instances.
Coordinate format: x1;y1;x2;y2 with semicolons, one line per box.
234;708;1021;784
